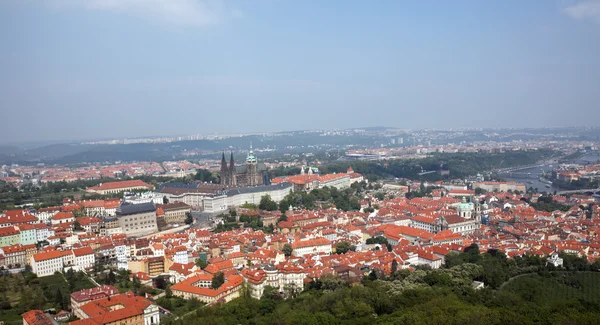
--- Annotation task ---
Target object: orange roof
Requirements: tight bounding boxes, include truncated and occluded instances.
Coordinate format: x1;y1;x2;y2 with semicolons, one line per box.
171;274;244;297
88;180;152;191
33;249;67;262
0;226;19;237
22;310;54;325
292;237;331;249
74;292;154;324
73;246;94;257
52;211;74;220
0;210;38;224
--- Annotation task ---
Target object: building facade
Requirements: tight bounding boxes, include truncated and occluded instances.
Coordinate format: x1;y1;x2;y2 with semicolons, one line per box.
115;203;158;237
219;147;268;187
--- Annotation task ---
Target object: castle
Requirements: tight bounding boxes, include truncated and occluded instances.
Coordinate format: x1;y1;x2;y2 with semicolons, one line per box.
219;145;268;187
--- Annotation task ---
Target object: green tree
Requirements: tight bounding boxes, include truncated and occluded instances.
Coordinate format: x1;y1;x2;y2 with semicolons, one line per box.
282;244;293;257
391;259;398;276
73;220;83;231
55;288;65;309
185;212;194;225
211;272;225;289
335;241;356;254
259;195;278;211
194;169;216;183
195;258;208;269
133;276;141;291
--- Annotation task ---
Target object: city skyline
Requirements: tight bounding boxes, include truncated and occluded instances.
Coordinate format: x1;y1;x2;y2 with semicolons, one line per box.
1;0;600;142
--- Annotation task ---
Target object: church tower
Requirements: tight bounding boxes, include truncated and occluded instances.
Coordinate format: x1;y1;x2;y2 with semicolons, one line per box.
457;196;473;219
246;143;259;186
219;152;229;186
472;195;482;223
229;152;237;187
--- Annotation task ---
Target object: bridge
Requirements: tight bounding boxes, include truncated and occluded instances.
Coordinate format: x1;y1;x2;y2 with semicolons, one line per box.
498;172;540;179
556;188;600;195
495;164;545;174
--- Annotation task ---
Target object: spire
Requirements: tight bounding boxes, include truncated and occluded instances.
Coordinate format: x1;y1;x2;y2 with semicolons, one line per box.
229;152;235;172
246;142;257;163
220;152;227;171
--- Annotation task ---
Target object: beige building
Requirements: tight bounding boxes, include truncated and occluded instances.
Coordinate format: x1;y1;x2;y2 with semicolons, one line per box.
156;202;191;224
473;181;526;193
86;180;153;195
115;203;158;237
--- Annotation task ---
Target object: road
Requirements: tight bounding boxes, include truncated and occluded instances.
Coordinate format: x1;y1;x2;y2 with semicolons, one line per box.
188;211;214;230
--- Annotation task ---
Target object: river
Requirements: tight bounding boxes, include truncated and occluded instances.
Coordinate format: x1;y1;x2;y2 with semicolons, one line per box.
502;152;600;194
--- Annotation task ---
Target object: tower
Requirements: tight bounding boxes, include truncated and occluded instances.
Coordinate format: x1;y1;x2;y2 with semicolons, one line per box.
472;195;482;223
246;143;258;186
457;196;473;219
229;152;237;187
220;152;229;185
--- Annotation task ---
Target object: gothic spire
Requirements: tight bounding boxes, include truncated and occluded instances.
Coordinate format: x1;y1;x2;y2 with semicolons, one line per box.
229;152;235;172
220;152;227;170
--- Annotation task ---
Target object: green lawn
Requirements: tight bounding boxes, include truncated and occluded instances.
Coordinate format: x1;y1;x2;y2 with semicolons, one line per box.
501;272;600;305
0;309;23;325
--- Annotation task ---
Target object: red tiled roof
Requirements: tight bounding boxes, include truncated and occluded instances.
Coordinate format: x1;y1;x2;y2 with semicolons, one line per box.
70;285;120;303
0;226;19;237
88;180;152;191
33;250;67;262
73;292;154;324
22;310;54;325
73;246;94;257
52;212;74;220
292;237;331;249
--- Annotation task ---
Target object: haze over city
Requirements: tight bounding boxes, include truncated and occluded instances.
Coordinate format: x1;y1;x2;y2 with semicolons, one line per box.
1;0;600;143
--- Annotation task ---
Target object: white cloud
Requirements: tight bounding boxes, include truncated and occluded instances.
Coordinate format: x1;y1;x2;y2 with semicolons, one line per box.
563;0;600;23
46;0;241;27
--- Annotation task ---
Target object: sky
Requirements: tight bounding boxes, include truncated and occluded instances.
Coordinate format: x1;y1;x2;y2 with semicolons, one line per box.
1;0;600;143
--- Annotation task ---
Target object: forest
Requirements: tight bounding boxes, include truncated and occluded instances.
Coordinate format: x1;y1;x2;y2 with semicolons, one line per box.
321;149;556;181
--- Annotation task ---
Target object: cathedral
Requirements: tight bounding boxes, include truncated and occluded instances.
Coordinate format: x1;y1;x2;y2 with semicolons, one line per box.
219;146;268;187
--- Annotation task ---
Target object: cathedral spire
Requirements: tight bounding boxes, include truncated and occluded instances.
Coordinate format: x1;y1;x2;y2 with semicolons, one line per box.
229;152;235;172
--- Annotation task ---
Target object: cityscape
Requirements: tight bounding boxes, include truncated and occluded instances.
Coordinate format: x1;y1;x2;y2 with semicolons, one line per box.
2;1;600;325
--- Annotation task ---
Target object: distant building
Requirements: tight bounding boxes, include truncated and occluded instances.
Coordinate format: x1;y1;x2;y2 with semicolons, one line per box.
155;202;191;224
220;146;268;187
86;180;154;195
473;181;526;193
547;253;564;267
115;202;158;237
158;182;293;213
170;273;244;304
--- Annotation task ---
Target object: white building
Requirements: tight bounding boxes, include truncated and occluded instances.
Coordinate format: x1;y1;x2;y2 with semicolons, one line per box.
31;250;66;277
73;247;95;271
547;253;564;267
202;183;294;213
291;237;332;256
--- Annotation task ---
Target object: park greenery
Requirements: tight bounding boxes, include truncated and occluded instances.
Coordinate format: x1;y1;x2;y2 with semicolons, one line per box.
529;195;572;212
0;269;95;325
321;149;556;181
279;184;364;212
159;244;600;325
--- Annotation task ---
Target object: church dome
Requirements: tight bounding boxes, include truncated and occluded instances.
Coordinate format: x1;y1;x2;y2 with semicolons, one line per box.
457;197;474;211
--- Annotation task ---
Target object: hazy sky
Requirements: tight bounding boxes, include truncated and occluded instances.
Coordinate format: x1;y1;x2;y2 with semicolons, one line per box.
1;0;600;143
